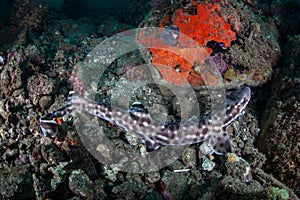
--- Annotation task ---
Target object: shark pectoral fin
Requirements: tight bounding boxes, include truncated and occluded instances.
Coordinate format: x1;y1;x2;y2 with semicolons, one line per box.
209;132;232;155
146;143;161;151
140;136;161;151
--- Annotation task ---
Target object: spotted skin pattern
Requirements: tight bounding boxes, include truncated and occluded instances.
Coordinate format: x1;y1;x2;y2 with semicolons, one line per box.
40;87;251;154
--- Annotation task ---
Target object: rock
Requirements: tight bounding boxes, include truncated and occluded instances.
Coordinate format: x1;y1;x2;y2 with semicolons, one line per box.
258;35;300;196
38;95;53;109
0;160;34;199
69;170;94;200
145;171;161;183
111;182;139;199
161;170;189;200
40;143;67;165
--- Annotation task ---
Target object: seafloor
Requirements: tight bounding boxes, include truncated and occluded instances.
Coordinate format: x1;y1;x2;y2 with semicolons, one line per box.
0;0;299;199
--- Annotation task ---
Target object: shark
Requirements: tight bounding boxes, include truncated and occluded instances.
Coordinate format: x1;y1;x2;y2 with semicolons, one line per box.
40;87;251;155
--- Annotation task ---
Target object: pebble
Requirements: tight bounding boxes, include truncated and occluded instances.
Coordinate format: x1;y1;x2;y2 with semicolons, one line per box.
202;156;215;171
227;153;240;163
38;95;53;109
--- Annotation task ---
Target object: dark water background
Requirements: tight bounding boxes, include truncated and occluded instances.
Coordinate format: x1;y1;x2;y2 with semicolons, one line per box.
0;0;148;25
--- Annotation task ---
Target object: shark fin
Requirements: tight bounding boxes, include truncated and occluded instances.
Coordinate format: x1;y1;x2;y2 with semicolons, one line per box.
209;131;232;155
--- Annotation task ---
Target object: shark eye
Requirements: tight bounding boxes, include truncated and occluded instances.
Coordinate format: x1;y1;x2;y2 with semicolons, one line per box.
129;102;149;114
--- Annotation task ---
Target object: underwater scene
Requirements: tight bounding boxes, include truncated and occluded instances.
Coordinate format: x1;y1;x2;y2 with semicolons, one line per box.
0;0;299;199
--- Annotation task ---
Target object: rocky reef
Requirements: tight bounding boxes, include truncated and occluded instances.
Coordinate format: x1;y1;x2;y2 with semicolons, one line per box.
0;0;299;199
258;35;300;196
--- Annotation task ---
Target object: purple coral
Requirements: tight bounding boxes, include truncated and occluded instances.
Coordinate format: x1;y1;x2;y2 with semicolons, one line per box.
206;54;228;73
7;51;23;64
161;25;180;46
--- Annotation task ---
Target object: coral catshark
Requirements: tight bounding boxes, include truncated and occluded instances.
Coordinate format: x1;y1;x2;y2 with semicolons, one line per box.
40;87;251;154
